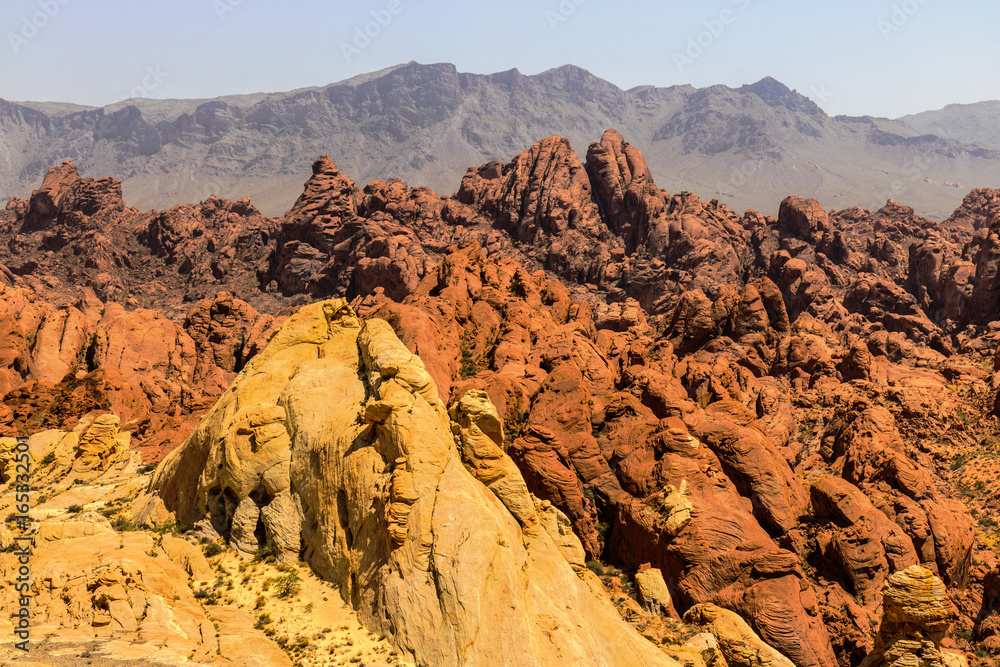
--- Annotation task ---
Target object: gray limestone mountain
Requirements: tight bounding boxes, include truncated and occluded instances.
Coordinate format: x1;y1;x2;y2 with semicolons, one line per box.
3;62;999;219
902;101;1000;150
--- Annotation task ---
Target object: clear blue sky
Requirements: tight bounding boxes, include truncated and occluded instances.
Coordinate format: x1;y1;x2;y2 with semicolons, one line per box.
0;0;996;118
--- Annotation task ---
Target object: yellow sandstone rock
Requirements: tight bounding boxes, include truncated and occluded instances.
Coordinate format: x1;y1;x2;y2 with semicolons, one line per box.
861;565;958;667
73;413;129;473
684;602;795;667
145;297;683;667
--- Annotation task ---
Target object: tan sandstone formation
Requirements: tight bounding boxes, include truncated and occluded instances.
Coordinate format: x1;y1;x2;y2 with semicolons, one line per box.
684;602;796;667
143;298;680;667
861;565;958;667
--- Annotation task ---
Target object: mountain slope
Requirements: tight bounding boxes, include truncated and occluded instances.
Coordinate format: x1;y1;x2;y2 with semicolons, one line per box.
902;100;1000;149
2;63;999;220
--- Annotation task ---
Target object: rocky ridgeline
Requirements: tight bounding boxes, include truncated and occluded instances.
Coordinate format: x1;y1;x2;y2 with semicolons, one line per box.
2;130;1000;665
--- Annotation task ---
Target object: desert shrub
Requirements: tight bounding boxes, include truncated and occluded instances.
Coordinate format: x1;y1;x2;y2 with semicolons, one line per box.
202;542;224;557
253;543;278;563
274;571;302;599
153;520;184;535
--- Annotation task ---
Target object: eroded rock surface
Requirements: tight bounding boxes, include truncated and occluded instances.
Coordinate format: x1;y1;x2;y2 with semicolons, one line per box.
3;131;1000;665
861;566;957;667
145;298;680;667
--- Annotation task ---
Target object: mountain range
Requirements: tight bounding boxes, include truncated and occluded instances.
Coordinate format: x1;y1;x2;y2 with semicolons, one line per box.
3;61;1000;219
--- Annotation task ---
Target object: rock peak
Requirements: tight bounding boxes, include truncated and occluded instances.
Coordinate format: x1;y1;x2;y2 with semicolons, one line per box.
311;154;338;175
740;76;824;116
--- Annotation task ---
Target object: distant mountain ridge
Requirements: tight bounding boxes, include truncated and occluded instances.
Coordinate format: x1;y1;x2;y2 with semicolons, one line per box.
901;101;1000;150
2;62;999;219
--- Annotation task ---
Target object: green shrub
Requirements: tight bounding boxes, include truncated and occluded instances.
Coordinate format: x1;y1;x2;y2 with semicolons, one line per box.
41;452;56;465
67;504;84;513
153;520;184;535
202;542;224;558
274;571;302;599
253;543;278;564
111;516;133;532
595;521;610;542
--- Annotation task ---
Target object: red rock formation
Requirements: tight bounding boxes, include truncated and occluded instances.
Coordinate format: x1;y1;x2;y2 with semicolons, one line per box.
944;187;1000;230
450;135;618;284
0;281;275;459
585;128;664;252
22;160;127;232
3;134;999;665
270;156;439;300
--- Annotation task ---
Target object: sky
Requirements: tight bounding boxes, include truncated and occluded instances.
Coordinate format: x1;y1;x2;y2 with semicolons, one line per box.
0;0;997;118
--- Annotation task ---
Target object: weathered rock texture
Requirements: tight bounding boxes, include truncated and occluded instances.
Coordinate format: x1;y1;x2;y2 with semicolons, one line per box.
145;298;680;667
0;279;279;459
684;602;796;667
861;566;957;667
4;129;1000;666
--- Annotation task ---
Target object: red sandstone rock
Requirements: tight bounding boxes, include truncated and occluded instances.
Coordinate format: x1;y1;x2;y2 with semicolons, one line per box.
944;187;1000;230
3;136;999;665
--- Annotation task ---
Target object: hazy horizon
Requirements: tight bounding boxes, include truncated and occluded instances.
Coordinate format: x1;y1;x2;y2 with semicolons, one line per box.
1;0;998;118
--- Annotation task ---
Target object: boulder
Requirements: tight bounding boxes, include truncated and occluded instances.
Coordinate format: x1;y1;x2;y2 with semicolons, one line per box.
861;565;957;667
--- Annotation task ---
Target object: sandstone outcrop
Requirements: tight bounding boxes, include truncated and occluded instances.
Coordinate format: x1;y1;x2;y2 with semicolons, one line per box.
451;135;616;285
357;242;838;666
860;566;957;667
944;187;1000;230
824;406;975;589
684;602;796;667
72;413;129;472
0;279;279;458
0;512;292;666
22;160;128;233
145;298;681;666
4;131;1000;664
269;155;440;300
